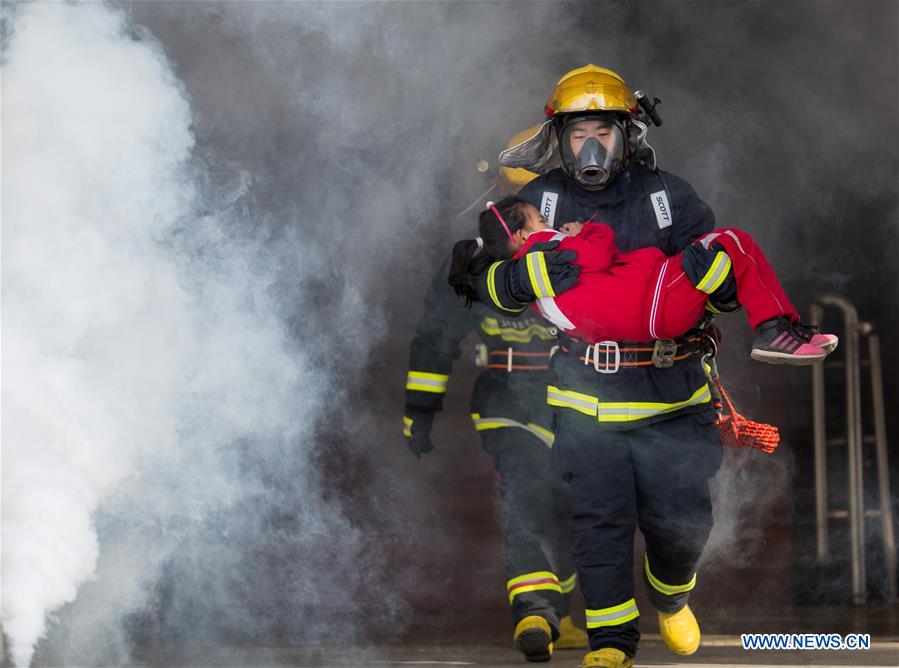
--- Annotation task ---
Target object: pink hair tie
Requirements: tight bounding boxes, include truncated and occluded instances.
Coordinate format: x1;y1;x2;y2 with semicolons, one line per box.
490;205;515;243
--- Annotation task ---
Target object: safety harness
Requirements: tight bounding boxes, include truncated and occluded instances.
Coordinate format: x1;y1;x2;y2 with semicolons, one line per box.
561;336;704;374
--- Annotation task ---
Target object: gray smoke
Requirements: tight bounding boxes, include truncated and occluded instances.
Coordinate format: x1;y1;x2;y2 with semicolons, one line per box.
2;1;896;665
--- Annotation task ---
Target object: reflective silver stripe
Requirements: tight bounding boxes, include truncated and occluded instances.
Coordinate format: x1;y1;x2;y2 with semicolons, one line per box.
526;252;553;298
535;295;576;332
585;599;640;628
547;387;597;414
696;251;732;294
548;384;711;422
471;415;554;448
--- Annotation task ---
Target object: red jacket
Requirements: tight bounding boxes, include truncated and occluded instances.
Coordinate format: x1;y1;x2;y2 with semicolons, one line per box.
515;224;669;342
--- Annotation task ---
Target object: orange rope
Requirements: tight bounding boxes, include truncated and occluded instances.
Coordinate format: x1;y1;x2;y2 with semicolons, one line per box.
713;376;780;454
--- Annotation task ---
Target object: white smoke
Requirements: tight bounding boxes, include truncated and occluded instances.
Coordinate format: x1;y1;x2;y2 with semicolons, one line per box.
1;3;334;665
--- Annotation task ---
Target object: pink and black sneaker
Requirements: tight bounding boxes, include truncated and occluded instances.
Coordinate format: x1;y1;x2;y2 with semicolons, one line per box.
793;321;840;354
751;318;827;365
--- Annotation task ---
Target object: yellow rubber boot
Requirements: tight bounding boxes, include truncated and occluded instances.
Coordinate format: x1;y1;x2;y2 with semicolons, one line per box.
554;615;588;650
513;615;554;662
582;648;634;668
658;604;700;655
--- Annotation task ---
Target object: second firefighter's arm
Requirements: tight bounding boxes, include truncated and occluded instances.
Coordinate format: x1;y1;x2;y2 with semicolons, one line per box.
404;255;476;456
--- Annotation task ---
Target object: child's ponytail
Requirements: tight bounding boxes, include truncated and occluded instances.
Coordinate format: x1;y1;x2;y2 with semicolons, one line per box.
447;196;530;308
447;239;482;308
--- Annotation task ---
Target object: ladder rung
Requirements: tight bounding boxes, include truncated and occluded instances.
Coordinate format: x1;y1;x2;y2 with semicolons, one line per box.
825;435;877;447
827;509;882;519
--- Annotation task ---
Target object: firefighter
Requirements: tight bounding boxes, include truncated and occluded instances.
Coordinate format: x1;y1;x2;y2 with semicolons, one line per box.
403;131;589;662
471;65;738;668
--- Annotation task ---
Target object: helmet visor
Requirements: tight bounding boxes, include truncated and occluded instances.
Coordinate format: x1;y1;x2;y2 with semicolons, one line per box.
560;116;626;189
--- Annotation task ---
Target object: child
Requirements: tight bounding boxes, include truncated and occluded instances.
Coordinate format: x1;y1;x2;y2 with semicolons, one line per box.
448;196;837;364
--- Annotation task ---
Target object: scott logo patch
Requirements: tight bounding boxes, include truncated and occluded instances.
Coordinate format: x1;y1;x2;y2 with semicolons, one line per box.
650;190;672;229
540;191;559;228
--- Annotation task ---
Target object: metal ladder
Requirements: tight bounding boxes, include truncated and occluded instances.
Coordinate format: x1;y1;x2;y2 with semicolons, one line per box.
810;294;895;605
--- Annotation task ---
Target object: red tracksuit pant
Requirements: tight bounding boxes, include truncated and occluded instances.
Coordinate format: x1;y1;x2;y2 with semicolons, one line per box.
652;228;800;339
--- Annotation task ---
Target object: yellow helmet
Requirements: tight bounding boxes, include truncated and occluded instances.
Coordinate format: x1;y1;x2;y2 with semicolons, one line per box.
544;65;638;118
499;65;656;188
499;124;541;192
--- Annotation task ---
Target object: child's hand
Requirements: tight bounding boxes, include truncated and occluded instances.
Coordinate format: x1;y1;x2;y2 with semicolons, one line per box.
560;221;584;236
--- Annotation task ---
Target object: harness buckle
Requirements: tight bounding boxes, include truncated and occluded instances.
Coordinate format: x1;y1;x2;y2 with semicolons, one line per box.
651;339;678;368
586;340;620;374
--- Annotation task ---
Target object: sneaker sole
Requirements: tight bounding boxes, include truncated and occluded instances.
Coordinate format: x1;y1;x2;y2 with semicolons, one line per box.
515;627;553;662
751;349;825;365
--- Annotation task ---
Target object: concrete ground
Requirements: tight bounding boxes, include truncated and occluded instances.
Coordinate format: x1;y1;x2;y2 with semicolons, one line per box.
133;637;899;667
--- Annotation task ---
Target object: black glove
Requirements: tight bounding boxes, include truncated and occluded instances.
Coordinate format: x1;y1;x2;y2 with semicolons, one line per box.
508;240;581;303
403;409;435;458
682;240;740;312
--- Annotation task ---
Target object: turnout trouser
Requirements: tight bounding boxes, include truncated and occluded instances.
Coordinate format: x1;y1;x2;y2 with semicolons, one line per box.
481;425;576;636
471;370;577;636
552;410;723;656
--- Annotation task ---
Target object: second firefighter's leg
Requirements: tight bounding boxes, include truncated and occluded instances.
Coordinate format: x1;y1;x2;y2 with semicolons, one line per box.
553;415;640;659
632;412;723;655
483;426;564;660
551;475;588;650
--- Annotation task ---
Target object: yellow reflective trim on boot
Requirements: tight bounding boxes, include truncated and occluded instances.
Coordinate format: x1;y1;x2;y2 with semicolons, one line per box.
507;571;562;604
555;615;588;650
585;598;639;628
659;604;701;656
402;416;413;438
644;554;697;595
582;647;634;668
514;615;553;662
559;572;577;594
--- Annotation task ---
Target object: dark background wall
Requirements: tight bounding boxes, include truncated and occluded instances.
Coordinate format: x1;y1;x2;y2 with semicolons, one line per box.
16;0;898;662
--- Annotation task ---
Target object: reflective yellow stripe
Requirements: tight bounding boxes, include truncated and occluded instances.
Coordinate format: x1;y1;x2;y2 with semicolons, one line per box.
695;251;732;294
705;302;726;314
547;383;711;422
526;252;555;299
547;386;598;416
406;371;449;393
559;572;577;594
507;571;562;604
527;422;555;446
585;599;640;628
470;414;554;447
480;317;556;342
536;252;555;298
402;416;413;437
644;554;696;595
487;262;526;314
